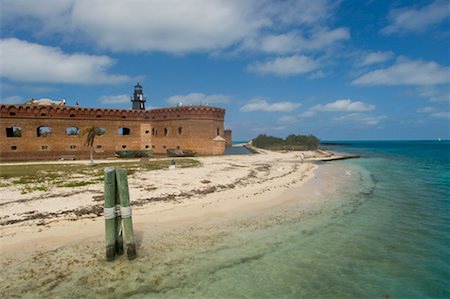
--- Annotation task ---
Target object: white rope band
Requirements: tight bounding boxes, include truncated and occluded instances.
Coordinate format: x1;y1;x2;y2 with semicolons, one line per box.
104;207;116;219
104;205;132;219
120;206;132;218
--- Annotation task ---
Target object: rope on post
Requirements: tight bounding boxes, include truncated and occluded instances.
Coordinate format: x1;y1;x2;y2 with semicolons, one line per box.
103;167;136;261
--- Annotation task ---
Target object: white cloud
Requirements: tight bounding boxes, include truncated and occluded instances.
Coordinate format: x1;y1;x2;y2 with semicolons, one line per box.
0;38;129;84
352;57;450;86
247;55;320;76
1;0;343;54
166;93;232;106
252;27;350;54
333;113;386;125
359;51;394;66
417;87;450;103
417;107;435;113
311;99;375;112
417;106;450;119
299;110;317;118
382;0;450;34
308;70;326;79
0;95;26;104
277;115;299;125
240;98;302;112
99;95;130;104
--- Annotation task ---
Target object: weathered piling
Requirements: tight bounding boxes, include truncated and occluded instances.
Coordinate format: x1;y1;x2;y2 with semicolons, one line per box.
104;167;117;261
115;192;124;256
115;167;137;260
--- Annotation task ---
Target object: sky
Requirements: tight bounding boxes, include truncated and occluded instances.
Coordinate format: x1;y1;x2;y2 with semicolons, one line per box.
0;0;449;141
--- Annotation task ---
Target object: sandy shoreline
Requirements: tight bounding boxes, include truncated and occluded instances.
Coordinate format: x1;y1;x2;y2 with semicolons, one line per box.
0;149;350;297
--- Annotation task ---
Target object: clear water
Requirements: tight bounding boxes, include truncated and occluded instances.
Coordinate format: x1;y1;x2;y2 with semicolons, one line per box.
2;141;449;298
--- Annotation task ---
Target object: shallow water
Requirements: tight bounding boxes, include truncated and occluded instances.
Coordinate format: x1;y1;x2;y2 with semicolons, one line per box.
2;141;449;298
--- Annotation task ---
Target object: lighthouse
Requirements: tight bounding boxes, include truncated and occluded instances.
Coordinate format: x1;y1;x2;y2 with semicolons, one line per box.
131;83;146;110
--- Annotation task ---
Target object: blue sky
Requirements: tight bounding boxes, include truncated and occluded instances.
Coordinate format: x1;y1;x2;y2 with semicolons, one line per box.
1;0;449;141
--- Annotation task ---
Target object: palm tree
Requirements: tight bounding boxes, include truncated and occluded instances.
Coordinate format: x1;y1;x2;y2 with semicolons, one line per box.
82;126;98;165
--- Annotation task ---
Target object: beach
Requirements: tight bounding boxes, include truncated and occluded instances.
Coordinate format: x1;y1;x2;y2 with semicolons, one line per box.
1;142;449;298
0;149;346;297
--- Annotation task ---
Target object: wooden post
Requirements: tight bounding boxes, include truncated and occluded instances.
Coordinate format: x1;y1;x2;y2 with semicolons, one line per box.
115;167;137;260
115;190;124;255
104;167;117;261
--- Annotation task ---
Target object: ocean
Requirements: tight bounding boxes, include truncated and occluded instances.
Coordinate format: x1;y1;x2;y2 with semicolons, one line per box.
3;141;449;298
146;141;450;298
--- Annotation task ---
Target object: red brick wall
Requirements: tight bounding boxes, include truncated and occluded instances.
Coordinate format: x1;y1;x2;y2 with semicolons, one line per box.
0;104;225;161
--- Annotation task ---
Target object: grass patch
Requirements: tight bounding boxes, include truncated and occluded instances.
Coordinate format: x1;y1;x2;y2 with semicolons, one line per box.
0;182;11;188
20;185;48;194
57;181;95;188
1;158;200;191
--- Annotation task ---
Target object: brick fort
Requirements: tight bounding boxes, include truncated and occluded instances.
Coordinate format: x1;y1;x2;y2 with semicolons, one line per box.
0;84;232;161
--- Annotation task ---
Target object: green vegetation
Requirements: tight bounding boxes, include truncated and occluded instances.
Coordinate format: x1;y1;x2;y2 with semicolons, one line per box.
21;185;49;194
0;158;200;193
252;134;320;151
57;181;95;188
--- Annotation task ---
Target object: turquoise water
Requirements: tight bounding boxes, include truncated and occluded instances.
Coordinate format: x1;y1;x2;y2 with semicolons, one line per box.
161;141;450;298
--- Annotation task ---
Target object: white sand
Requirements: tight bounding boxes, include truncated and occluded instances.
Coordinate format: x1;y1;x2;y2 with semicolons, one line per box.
0;149;341;265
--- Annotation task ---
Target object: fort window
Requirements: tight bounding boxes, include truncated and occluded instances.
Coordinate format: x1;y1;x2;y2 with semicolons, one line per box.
178;127;182;135
6;125;22;138
164;128;168;136
37;126;52;137
41;145;48;150
70;114;75;118
145;116;149;119
145;145;149;149
69;145;76;150
41;113;47;117
96;145;103;149
163;146;166;149
145;130;149;134
11;146;17;151
176;146;180;149
122;145;127;149
122;115;126;119
217;128;220;135
9;112;16;116
66;127;80;136
152;145;155;148
96;115;102;118
118;127;131;135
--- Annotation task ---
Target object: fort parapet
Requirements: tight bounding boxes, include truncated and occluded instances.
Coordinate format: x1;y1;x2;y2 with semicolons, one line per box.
0;104;226;161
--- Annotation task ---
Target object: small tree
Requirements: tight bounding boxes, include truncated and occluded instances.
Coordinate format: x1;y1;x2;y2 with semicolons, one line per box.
82;126;101;165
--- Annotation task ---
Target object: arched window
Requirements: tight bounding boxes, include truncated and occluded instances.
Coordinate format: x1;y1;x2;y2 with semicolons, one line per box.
118;127;131;135
164;128;168;136
5;125;22;137
66;127;80;135
217;128;220;136
178;127;182;135
37;126;52;137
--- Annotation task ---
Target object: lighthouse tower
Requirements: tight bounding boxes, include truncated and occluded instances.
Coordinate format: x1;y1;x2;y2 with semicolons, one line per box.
131;83;146;110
